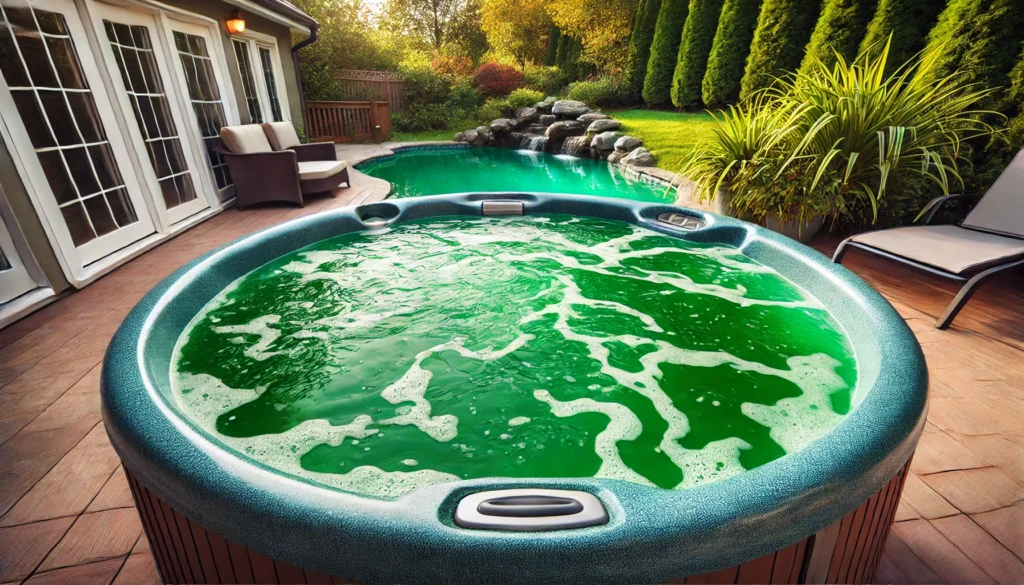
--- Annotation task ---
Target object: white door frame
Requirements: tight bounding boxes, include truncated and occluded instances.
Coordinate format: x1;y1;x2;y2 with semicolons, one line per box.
86;0;214;228
0;0;157;271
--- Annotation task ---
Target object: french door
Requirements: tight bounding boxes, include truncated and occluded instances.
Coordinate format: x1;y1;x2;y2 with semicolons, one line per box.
0;214;37;303
89;2;210;226
0;0;156;267
163;18;235;199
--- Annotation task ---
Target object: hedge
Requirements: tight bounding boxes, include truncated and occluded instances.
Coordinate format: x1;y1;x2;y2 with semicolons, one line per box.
546;27;561;66
625;0;664;98
923;0;1024;102
858;0;946;75
671;0;726;107
702;0;764;106
799;0;877;74
642;0;690;105
740;0;822;99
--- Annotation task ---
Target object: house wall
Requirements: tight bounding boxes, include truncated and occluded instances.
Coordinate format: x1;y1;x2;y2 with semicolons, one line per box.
166;0;306;129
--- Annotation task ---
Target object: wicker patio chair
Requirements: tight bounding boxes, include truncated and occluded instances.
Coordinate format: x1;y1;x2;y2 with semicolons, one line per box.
833;149;1024;329
216;124;350;210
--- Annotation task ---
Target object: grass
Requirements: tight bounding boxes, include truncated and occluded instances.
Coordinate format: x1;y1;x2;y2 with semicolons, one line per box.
389;128;459;142
610;110;718;170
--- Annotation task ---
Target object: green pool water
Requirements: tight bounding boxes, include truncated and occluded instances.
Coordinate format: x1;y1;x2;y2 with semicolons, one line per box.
357;147;674;202
171;216;857;499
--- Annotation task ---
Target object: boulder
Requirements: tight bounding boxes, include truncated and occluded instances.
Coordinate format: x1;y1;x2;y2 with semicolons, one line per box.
539;114;556;126
578;113;610;123
614;135;643;153
456;129;480;145
533;101;553;114
587;119;622;133
607;151;628;165
475;126;493;144
624;147;656;167
489;118;514;133
591;131;623;151
552;100;590;119
515;107;539;123
545;120;587;140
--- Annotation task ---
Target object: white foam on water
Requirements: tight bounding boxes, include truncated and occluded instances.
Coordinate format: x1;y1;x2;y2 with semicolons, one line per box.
508;416;531;427
211;315;284;361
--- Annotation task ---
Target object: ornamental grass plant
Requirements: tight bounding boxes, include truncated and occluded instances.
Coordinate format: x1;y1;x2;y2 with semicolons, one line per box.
680;41;999;228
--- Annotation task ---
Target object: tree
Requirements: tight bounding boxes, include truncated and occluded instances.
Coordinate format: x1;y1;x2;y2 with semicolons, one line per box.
740;0;821;99
799;0;877;74
701;0;763;106
624;0;664;97
922;0;1024;99
548;0;638;73
545;26;562;66
381;0;481;50
642;0;689;105
858;0;946;75
671;0;726;107
558;35;585;81
480;0;552;68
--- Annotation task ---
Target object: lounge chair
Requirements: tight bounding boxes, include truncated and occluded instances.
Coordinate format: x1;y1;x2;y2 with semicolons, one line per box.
833;149;1024;329
216;124;350;210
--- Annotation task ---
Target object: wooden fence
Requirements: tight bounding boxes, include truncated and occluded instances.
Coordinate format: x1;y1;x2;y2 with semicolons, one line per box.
306;101;392;144
334;70;406;112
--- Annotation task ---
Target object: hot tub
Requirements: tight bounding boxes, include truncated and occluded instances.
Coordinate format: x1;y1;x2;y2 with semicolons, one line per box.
102;193;927;585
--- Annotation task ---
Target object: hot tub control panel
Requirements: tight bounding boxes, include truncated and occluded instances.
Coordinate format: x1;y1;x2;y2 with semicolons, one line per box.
454;488;608;531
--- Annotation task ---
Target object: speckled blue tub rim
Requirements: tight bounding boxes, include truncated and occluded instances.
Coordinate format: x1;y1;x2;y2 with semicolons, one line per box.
101;192;927;585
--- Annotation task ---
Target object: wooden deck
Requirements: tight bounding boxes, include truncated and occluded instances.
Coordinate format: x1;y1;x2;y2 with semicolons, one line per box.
0;193;1022;584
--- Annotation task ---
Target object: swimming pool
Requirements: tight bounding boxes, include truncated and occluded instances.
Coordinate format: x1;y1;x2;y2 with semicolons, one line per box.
356;146;673;202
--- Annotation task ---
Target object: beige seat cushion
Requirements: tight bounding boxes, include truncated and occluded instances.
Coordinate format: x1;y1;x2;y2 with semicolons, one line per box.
851;225;1024;274
262;122;302;151
219;125;272;154
297;160;348;181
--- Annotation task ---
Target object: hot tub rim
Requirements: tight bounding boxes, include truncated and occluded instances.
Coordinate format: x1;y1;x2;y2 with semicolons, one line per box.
101;192;927;584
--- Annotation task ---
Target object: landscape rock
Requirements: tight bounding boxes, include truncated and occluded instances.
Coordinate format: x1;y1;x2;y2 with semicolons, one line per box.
614;135;643;153
533;101;553;114
607;151;628;165
578;113;610;123
590;131;623;151
539;114;556;126
515;107;538;123
545;120;587;140
562;135;591;157
587;119;622;133
456;129;481;146
552;100;590;119
489;118;514;133
623;147;656;167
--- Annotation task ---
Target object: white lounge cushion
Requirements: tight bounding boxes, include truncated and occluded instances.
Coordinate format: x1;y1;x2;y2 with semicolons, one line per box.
219;125;272;154
298;160;348;181
262;121;301;151
851;225;1024;274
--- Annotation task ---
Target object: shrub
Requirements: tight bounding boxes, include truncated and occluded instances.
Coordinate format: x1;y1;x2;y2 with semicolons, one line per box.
671;0;726;108
643;0;690;105
858;0;945;76
392;103;452;132
431;54;474;77
682;44;998;228
506;88;546;111
624;0;664;98
702;0;764;106
402;66;453;106
740;0;822;100
478;97;511;120
472;62;525;97
799;0;877;75
524;66;562;95
567;77;633;108
922;0;1024;105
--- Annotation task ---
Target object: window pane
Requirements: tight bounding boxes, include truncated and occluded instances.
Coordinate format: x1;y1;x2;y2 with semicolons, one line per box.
38;90;78;146
83;193;116;236
106;188;137;226
0;25;29;86
258;47;283;122
63;146;100;195
232;40;262;123
175;31;232;193
11;90;55;148
38;150;77;204
46;36;86;89
14;28;57;87
61;202;94;246
89;143;122;191
66;92;103;143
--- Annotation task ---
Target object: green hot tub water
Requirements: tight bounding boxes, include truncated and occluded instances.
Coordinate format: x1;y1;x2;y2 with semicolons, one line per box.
171;216;857;499
357;147;674;202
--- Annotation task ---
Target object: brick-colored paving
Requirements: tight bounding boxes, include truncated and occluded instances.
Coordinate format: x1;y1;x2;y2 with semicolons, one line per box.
0;189;1022;584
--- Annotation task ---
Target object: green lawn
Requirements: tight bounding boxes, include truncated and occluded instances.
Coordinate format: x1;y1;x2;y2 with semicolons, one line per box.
389;128;458;142
610;110;718;171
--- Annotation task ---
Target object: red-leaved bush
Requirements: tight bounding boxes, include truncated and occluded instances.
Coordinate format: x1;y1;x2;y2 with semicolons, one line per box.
431;55;474;77
472;63;524;97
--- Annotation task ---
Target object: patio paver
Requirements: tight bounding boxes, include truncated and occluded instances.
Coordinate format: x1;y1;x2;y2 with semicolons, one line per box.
0;180;1021;584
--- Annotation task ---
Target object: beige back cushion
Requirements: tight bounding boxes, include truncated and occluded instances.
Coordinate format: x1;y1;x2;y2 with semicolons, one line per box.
962;148;1024;238
219;125;272;154
262;122;301;151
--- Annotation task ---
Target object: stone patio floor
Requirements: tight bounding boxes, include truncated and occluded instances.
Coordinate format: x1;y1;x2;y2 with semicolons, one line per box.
0;150;1022;584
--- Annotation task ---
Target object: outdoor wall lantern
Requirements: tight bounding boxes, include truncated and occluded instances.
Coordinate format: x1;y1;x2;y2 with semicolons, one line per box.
225;11;246;34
